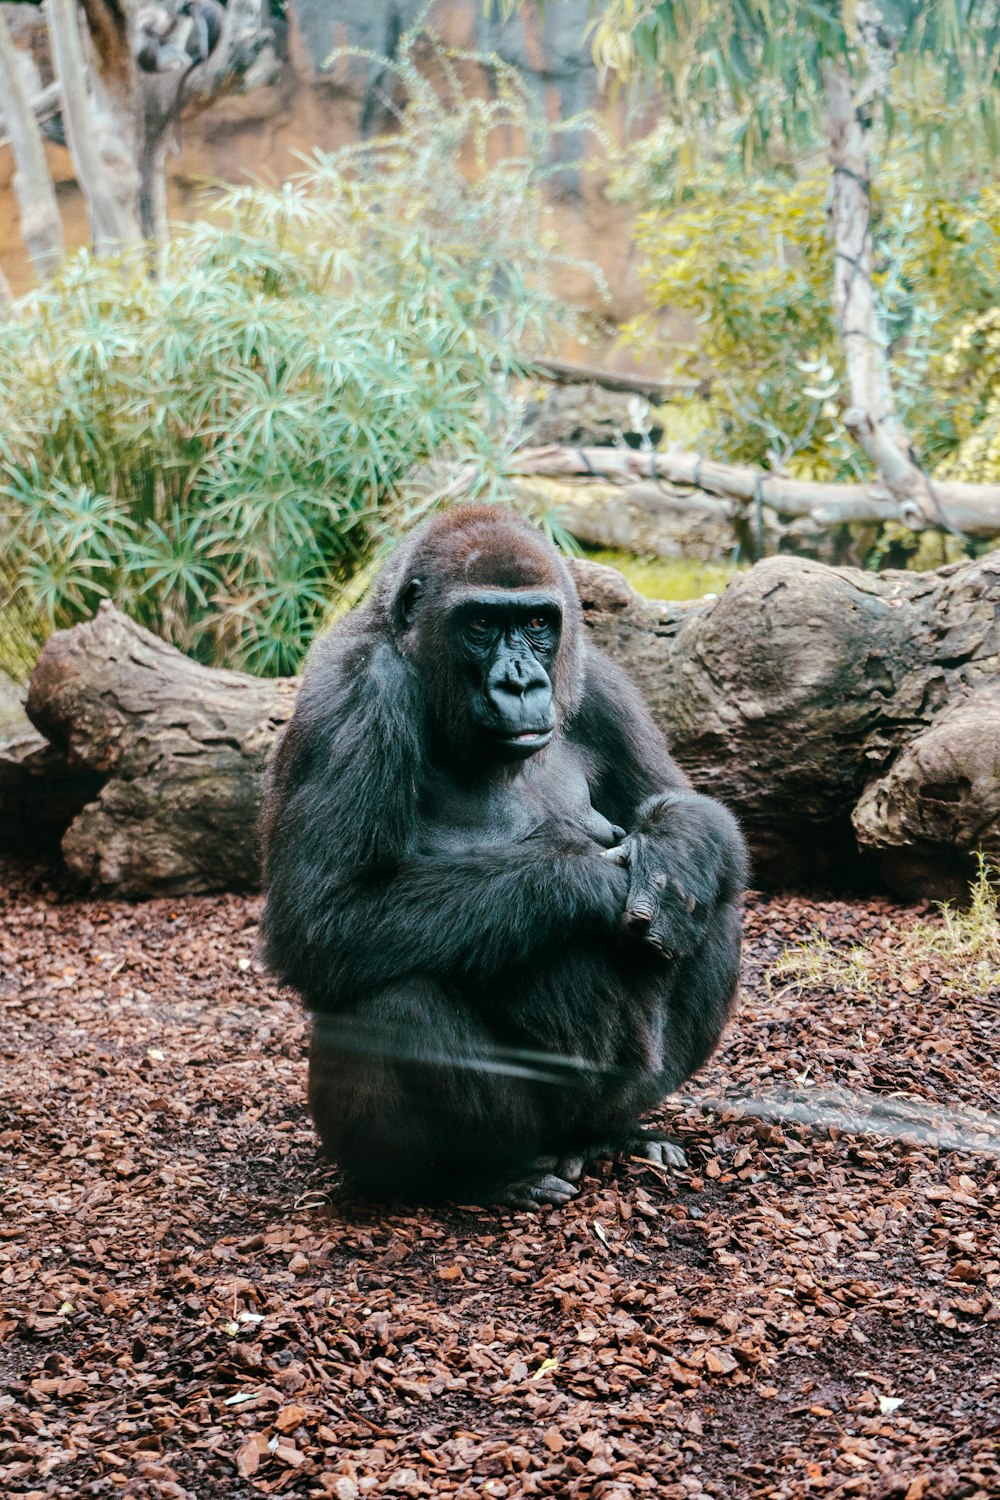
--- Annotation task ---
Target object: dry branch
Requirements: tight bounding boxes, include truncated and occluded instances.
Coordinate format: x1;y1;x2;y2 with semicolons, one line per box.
528;357;703;402
508;445;1000;537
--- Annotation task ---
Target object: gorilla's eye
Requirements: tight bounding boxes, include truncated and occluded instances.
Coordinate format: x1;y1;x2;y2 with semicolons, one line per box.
466;616;492;639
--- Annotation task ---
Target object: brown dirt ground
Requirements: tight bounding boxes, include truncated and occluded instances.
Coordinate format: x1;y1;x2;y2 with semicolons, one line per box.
0;859;997;1500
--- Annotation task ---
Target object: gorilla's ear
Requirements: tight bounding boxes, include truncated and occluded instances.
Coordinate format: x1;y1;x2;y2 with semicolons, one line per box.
399;577;424;627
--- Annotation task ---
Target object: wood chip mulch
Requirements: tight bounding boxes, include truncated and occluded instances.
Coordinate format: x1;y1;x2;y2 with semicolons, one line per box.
1;860;997;1500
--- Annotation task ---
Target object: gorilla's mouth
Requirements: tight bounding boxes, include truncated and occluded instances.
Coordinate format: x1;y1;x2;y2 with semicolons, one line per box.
493;727;554;753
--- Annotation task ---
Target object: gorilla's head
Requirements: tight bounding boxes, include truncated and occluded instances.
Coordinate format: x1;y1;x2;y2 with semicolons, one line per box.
379;506;584;767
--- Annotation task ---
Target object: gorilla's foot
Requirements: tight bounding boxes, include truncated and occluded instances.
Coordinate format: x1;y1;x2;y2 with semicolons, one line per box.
534;1151;588;1183
499;1159;581;1210
623;1132;687;1170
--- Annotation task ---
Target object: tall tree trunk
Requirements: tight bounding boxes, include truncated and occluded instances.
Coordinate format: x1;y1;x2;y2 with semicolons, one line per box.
138;78;174;245
45;0;140;254
134;0;274;246
0;9;64;280
824;3;943;530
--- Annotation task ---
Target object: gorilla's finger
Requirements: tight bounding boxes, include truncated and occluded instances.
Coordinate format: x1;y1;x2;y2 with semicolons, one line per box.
644;921;676;959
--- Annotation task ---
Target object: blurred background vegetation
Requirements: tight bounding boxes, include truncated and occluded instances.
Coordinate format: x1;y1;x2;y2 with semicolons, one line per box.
3;1;1000;680
0;39;578;677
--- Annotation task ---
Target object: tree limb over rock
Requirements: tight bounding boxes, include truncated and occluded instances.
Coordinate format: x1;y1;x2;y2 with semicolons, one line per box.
10;555;1000;900
509;445;1000;537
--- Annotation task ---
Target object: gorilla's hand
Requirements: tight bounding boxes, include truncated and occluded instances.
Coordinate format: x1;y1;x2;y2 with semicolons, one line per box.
604;791;747;957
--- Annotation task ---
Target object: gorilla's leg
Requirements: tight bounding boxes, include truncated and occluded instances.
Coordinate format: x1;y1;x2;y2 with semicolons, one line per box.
573;899;743;1176
307;979;577;1205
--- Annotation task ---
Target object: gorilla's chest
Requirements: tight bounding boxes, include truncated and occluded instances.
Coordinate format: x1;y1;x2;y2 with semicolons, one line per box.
419;744;604;854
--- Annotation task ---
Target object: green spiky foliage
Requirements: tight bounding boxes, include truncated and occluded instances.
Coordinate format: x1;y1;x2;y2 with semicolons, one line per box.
0;37;580;676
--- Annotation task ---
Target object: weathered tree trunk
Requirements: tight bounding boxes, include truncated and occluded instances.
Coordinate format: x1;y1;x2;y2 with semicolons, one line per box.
512;477;786;562
508;445;1000;537
12;555;1000;900
0;7;64;278
135;0;275;245
46;0;141;253
571;553;1000;898
823;5;947;533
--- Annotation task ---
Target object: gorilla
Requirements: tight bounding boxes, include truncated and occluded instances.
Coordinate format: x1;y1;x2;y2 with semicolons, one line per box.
261;506;747;1209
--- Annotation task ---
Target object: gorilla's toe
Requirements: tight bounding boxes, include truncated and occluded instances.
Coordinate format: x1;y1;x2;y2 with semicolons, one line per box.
628;1135;688;1170
500;1171;579;1210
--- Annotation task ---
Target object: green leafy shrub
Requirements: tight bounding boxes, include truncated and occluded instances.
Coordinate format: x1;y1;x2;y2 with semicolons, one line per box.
0;38;579;676
935;304;1000;482
616;129;1000;482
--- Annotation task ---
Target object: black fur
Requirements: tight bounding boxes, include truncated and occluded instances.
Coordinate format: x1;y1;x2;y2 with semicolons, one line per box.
261;506;748;1204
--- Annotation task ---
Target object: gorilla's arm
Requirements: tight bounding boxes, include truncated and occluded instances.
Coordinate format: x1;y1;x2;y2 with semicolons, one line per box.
294;837;628;1006
261;631;628;1008
569;645;748;956
566;646;690;826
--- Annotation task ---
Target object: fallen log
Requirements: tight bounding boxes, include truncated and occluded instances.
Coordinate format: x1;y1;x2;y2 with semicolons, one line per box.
573;552;1000;897
22;602;297;895
511;476;787;562
11;552;1000;899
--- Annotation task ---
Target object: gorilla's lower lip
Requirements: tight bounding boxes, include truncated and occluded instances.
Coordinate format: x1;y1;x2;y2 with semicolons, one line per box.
497;729;553;746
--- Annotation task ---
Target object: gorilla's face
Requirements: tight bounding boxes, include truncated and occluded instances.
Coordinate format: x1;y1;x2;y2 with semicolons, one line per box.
451;589;562;760
399;579;564;766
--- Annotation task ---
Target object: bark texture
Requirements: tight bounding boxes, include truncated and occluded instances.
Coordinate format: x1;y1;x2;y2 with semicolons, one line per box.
0;7;63;277
14;556;1000;899
573;553;1000;897
46;0;141;253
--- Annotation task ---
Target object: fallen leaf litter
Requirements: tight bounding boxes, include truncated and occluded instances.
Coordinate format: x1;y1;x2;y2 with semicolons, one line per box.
1;861;997;1498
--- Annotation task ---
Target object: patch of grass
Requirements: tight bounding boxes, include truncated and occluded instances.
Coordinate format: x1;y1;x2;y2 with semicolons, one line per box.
769;856;1000;1004
583;548;746;602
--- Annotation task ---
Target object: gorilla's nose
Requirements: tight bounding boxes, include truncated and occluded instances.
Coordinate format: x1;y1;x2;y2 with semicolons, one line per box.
487;656;553;725
496;658;547;696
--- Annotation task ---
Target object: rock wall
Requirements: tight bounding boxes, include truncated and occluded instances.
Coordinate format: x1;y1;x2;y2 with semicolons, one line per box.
0;1;650;340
